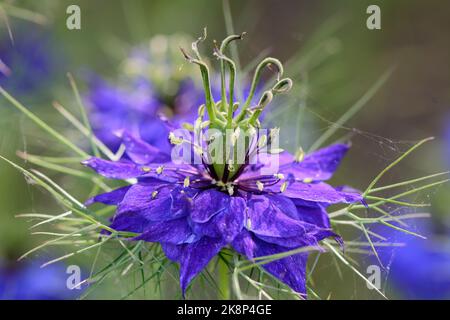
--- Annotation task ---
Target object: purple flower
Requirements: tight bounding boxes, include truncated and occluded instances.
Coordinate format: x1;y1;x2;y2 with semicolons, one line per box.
83;33;362;297
86;77;166;152
0;259;83;300
83;130;361;296
374;221;450;299
0;26;55;94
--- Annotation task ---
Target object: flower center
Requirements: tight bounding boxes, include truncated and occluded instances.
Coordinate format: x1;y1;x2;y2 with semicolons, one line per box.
170;29;292;185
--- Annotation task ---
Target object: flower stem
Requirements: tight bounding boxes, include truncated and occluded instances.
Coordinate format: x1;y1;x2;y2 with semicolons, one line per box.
218;255;230;300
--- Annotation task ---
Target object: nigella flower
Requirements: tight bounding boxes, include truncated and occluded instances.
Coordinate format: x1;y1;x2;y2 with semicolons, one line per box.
0;25;55;95
0;259;82;300
373;220;450;299
83;33;362;297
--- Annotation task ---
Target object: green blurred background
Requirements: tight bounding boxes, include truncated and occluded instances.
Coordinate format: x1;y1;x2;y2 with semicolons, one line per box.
1;0;449;299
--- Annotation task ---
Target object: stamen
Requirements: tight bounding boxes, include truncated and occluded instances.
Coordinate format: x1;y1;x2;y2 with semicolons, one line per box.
151;190;158;199
184;176;190;188
227;184;234;196
201;120;210;129
303;178;313;183
295;147;305;162
182;123;194;131
274;173;285;180
280;181;287;193
257;135;267;149
141;166;151;172
246;217;252;229
156;166;164;174
169;132;183;145
256;181;264;191
198;104;206;117
267;147;284;154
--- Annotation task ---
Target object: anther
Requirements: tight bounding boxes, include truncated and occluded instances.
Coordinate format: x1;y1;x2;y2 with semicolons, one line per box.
274;173;285;180
256;181;264;191
184;176;190;188
156;166;164;174
294;147;305;162
280;181;288;193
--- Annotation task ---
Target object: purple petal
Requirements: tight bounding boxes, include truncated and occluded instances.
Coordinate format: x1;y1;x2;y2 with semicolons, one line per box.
190;189;230;223
240;151;294;179
82;157;142;179
257;198;336;248
137;164;200;184
279;144;349;181
117;184;192;219
232;230;308;296
294;202;332;229
267;181;362;204
164;237;226;295
138;117;173;154
82;156;192;181
192;196;246;242
245;194;334;247
85;185;131;206
118;130;170;164
86;77;160;152
161;242;183;261
111;184;193;233
133;218;196;244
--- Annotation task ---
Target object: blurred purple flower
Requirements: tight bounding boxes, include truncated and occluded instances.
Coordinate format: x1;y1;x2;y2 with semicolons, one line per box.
0;28;54;94
0;260;83;300
374;221;450;299
86;77;170;152
86;72;219;153
83;130;361;297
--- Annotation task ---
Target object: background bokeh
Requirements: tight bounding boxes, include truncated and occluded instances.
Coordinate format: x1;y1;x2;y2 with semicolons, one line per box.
1;0;449;299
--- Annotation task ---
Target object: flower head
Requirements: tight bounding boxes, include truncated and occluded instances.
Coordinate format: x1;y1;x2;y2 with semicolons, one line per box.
83;32;362;297
0;26;56;95
0;259;83;300
374;220;450;299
